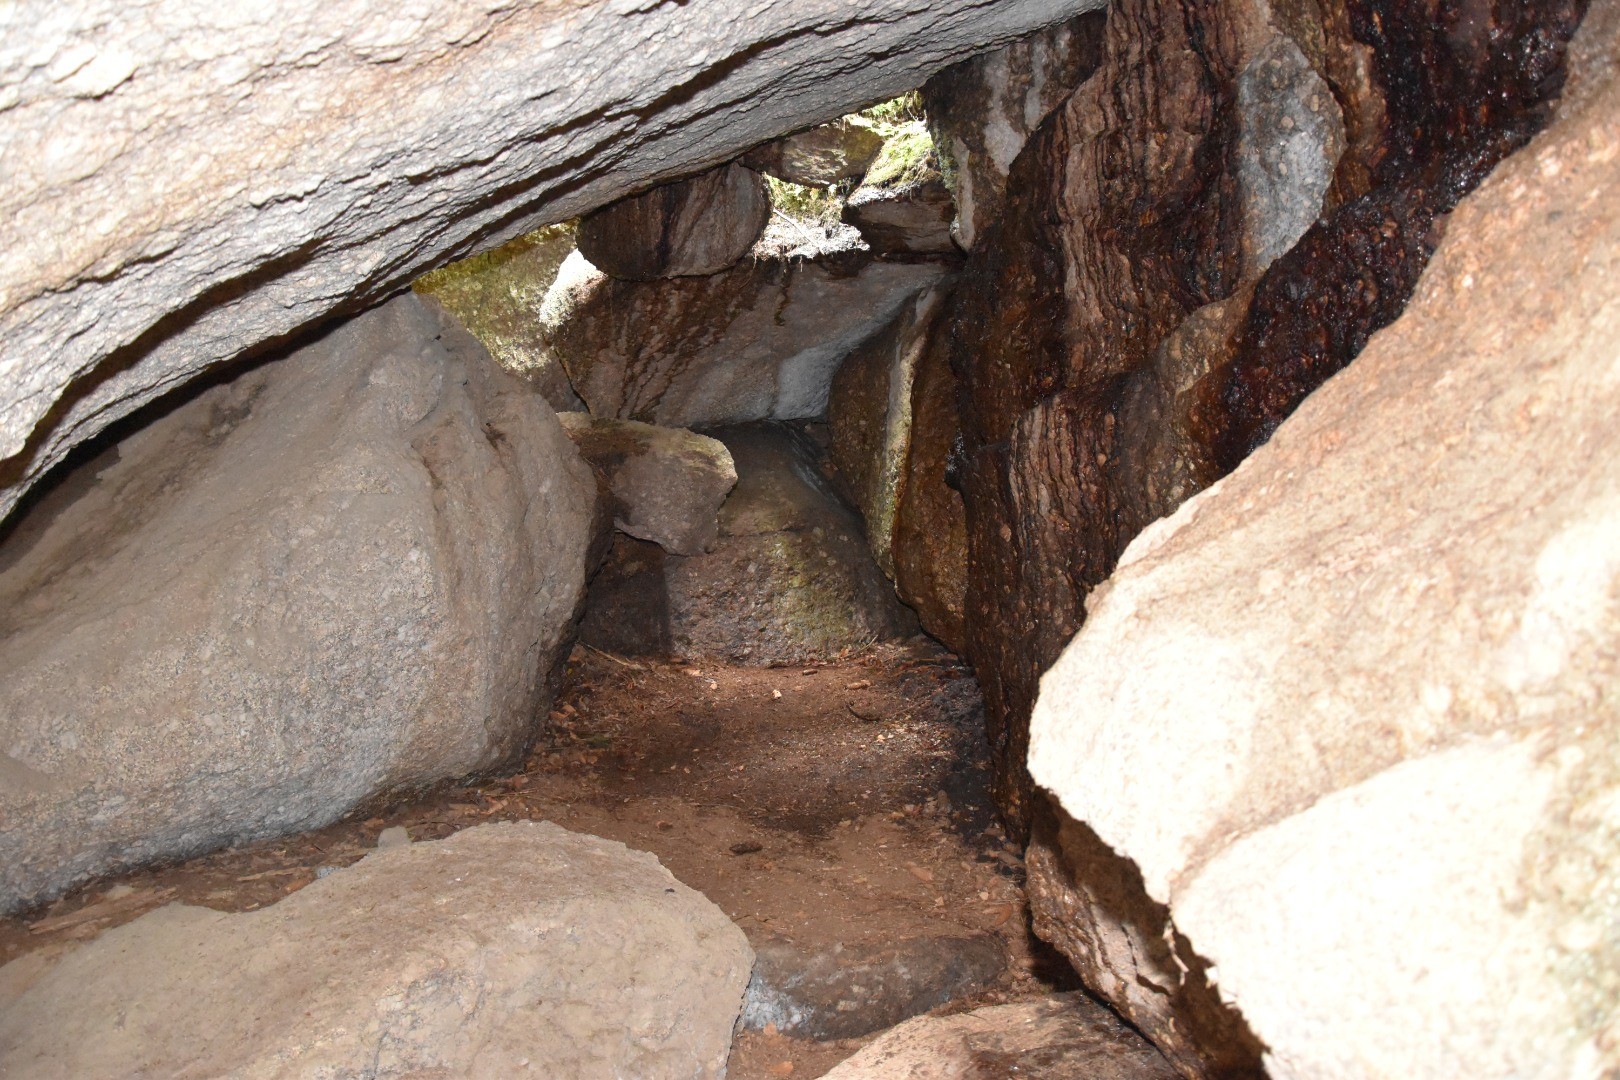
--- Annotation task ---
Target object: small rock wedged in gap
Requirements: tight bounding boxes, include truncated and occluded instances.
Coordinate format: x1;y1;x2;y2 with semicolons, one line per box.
741;931;1006;1039
577;161;771;281
819;992;1180;1079
744;120;886;187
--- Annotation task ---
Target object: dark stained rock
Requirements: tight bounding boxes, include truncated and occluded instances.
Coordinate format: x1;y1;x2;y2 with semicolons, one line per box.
820;992;1181;1080
1025;801;1265;1080
557;414;737;556
544;249;947;429
924;11;1107;250
742;931;1006;1039
577;163;771;281
744;120;887;187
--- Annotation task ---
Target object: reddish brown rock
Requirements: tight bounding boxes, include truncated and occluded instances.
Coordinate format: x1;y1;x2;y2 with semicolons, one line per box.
576;162;771;281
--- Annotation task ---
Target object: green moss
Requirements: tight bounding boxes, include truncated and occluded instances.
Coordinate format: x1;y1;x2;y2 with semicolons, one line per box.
862;121;939;190
412;222;576;378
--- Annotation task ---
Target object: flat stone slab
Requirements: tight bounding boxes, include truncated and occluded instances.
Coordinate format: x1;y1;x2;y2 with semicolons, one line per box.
0;822;754;1079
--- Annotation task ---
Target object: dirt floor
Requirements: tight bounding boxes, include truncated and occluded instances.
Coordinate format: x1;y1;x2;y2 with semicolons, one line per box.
0;639;1081;1078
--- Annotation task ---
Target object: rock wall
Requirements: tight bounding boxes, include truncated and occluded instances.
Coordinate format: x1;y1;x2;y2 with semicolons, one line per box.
0;295;596;913
0;0;1107;525
1029;7;1620;1070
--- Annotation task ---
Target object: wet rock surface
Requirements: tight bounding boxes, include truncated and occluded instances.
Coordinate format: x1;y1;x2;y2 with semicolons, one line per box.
1029;10;1620;1073
558;414;737;556
0;295;596;914
0;0;1109;523
582;423;917;664
578;162;771;281
820;993;1180;1080
744;932;1007;1040
546;250;947;429
0;822;753;1078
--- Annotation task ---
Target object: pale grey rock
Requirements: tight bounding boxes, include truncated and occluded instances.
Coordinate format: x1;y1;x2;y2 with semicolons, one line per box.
820;993;1180;1080
923;11;1106;249
577;163;770;281
1028;26;1620;1079
0;294;596;913
545;250;946;429
0;0;1106;525
557;413;737;556
0;822;754;1079
1233;33;1345;275
744;120;886;187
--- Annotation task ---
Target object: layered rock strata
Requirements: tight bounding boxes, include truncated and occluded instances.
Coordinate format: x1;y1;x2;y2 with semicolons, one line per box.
0;0;1107;523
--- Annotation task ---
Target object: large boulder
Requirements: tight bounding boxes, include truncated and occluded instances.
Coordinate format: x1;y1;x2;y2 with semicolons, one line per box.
0;821;754;1077
1029;12;1620;1076
577;163;771;281
923;11;1106;250
544;249;947;429
558;413;737;556
0;294;596;913
0;0;1109;524
820;993;1180;1080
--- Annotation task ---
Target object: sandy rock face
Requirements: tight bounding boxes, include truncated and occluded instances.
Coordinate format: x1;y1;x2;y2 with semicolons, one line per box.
577;163;770;281
0;294;596;913
546;250;947;429
1029;16;1620;1077
0;0;1106;525
558;413;737;556
0;821;754;1078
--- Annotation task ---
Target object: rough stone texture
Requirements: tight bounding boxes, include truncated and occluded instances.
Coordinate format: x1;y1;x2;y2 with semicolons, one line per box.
558;413;737;556
584;424;917;663
0;0;1108;524
890;329;970;654
577;163;771;281
923;11;1107;250
742;932;1005;1039
0;821;754;1078
841;178;959;256
744;120;886;187
827;280;955;578
820;993;1180;1080
413;223;582;411
547;249;947;429
1029;16;1620;1075
0;294;596;913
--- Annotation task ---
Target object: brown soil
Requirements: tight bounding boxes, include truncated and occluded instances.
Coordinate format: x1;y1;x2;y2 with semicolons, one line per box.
0;640;1079;1078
